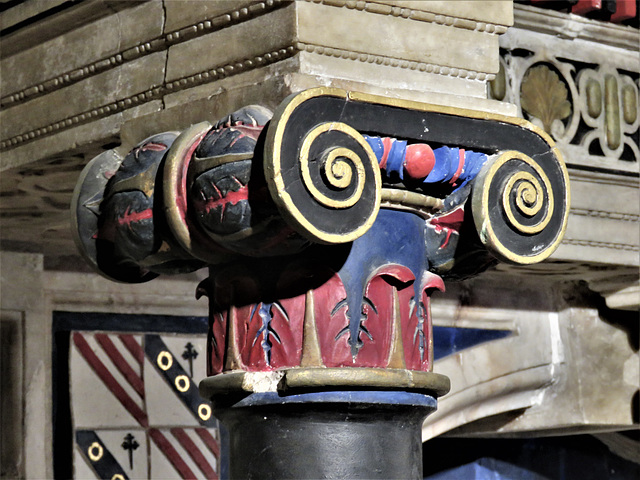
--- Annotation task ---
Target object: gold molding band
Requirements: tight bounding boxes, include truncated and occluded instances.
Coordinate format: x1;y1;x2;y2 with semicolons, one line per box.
164;122;212;254
161;121;237;264
192;152;254;176
199;367;451;398
380;188;444;213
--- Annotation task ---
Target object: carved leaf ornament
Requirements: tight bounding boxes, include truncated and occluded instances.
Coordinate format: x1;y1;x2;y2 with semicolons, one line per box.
520;65;572;134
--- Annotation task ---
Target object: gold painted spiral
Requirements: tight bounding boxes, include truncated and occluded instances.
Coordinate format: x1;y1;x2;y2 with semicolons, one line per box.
502;167;552;235
299;123;368;209
472;150;565;264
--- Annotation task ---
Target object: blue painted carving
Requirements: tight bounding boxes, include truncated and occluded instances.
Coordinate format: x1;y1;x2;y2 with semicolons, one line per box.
364;135;488;189
250;302;288;365
335;209;430;358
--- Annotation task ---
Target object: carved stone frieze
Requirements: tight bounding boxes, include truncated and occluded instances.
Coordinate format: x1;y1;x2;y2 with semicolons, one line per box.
497;6;640;173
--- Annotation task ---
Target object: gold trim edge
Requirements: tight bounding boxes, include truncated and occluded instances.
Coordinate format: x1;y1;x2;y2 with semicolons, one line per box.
199;368;451;398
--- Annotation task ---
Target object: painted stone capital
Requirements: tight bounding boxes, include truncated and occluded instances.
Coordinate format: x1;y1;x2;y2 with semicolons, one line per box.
72;88;569;395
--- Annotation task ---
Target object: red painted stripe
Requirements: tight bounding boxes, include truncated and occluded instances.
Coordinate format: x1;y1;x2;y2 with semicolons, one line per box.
380;137;392;169
95;333;145;398
449;149;465;185
118;334;144;365
148;428;197;480
140;142;167;152
195;429;220;458
202;184;248;214
73;333;149;427
117;206;153;227
171;428;218;480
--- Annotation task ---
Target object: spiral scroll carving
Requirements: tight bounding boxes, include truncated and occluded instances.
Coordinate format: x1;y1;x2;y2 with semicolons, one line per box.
500;155;554;235
471;150;569;264
300;123;369;210
265;102;382;244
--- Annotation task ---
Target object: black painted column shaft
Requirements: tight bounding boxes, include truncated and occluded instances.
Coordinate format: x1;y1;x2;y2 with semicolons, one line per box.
214;391;436;480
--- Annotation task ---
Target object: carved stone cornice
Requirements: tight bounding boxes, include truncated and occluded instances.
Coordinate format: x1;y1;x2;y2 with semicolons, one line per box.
513;3;640;51
0;46;298;152
0;0;288;108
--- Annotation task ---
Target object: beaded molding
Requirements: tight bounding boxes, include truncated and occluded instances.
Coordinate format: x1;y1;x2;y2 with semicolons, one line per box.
570;208;639;223
312;0;510;34
295;42;493;81
563;238;639;251
0;0;286;108
0;46;296;151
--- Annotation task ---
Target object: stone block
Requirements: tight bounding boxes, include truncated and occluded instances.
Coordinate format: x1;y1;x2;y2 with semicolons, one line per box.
1;1;164;98
165;3;297;82
1;52;166;141
296;1;500;75
554;171;640;266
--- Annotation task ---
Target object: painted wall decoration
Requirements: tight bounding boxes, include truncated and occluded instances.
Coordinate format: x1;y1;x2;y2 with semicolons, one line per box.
53;313;221;480
72;88;569;399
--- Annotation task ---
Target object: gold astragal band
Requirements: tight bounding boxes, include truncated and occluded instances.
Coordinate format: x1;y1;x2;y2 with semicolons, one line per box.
199;367;451;399
380;189;444;213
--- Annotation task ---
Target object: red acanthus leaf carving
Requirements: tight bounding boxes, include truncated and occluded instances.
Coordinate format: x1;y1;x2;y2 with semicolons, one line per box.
401;272;444;371
208;311;227;376
351;274;393;367
238;296;305;371
314;274;351;367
